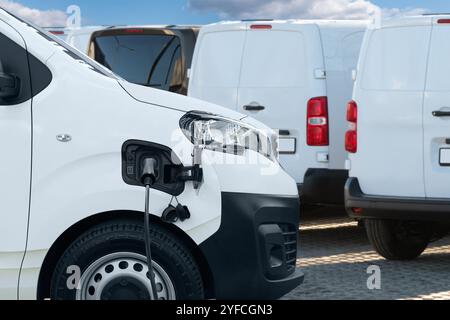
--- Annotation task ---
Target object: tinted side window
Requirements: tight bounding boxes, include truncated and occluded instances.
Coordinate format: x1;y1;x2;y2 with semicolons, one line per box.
92;34;183;91
0;32;31;105
28;53;52;97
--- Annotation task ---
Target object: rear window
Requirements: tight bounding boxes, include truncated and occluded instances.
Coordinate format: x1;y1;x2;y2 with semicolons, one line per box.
361;26;431;91
90;34;183;91
240;31;306;88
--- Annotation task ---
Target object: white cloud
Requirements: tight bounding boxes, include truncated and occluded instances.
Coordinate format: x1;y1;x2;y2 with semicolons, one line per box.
0;0;67;27
187;0;428;20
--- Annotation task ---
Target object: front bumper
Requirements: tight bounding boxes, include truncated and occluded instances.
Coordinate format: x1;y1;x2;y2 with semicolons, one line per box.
199;192;304;300
345;177;450;222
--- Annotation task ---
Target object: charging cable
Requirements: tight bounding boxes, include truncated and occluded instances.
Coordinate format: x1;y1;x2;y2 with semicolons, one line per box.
140;158;159;300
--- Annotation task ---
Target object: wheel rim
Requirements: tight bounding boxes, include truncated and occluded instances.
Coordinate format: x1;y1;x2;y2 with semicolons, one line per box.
76;252;176;300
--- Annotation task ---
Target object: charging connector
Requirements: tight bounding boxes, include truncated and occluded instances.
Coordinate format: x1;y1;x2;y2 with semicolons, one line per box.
140;158;159;300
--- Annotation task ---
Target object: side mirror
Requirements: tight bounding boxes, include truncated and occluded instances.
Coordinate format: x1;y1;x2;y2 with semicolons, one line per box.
0;72;20;99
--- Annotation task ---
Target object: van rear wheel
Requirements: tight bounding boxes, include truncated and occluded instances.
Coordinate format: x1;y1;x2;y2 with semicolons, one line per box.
365;219;431;260
50;219;204;300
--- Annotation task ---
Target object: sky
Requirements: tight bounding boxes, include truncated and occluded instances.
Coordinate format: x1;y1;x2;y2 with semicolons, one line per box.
0;0;449;27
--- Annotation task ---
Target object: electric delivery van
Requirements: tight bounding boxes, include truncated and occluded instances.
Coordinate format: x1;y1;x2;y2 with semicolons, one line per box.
345;15;450;260
0;9;303;300
188;20;368;206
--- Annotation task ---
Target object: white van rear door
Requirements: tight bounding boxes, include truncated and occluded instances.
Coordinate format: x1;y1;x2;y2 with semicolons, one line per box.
351;24;431;197
424;18;450;198
188;24;246;111
238;23;326;183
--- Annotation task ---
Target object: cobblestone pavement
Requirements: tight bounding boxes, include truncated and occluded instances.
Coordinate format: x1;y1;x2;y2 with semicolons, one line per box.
283;208;450;300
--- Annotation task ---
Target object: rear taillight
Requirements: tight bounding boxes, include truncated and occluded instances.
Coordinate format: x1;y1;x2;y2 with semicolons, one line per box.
307;97;329;146
345;100;358;153
49;31;65;35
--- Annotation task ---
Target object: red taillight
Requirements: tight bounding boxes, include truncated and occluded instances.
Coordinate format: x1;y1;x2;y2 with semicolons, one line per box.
345;130;357;153
438;19;450;24
307;97;329;146
50;31;65;35
347;100;358;123
250;24;272;30
345;100;358;153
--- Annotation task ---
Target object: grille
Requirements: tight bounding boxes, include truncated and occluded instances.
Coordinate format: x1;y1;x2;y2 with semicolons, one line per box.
279;224;298;272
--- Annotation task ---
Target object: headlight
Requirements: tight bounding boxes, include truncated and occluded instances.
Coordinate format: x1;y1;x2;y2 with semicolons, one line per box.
180;111;278;162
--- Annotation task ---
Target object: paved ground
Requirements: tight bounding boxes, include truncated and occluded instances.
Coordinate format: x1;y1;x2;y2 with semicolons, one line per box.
283;208;450;300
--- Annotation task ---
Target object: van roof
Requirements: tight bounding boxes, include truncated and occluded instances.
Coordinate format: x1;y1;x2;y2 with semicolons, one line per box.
201;19;368;32
369;14;450;29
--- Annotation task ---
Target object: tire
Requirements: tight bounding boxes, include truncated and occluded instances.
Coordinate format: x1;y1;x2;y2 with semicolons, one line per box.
365;219;432;260
50;219;204;300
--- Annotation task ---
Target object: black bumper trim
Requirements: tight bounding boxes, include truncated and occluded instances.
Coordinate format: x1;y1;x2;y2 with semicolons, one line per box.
199;192;304;300
345;177;450;222
300;169;348;206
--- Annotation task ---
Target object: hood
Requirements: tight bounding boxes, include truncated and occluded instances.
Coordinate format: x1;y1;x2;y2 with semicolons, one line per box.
119;80;247;121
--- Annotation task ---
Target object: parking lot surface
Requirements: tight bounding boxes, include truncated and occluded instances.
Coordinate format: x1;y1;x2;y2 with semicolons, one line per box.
283;208;450;300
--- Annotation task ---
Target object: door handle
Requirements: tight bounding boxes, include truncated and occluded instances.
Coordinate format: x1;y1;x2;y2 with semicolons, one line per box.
433;110;450;117
243;104;265;111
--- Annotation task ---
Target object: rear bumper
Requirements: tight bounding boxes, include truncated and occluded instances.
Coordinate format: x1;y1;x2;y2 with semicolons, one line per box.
199;192;304;300
345;177;450;222
299;169;348;206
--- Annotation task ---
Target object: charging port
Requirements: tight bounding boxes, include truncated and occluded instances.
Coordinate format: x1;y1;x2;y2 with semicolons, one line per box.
122;140;187;196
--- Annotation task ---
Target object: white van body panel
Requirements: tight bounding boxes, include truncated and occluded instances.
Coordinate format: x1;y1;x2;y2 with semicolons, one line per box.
350;17;433;197
188;23;247;113
119;80;248;120
189;20;367;186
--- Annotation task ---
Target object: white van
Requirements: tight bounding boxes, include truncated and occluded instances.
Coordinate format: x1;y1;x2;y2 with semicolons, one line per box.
45;26;107;53
345;15;450;260
0;9;303;300
188;20;368;206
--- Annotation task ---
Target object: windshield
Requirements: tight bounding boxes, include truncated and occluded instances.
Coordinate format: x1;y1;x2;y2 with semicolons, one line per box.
2;9;118;79
90;33;184;92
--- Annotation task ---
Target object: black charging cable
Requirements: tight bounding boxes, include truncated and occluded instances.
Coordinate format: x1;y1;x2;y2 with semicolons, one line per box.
140;158;159;300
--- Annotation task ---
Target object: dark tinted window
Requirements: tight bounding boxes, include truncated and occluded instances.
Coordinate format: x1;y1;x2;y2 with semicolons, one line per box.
0;32;32;105
92;34;184;92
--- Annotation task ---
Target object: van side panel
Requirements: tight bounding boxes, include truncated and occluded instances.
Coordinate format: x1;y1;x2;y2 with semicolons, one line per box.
189;29;246;111
351;26;431;197
320;27;365;170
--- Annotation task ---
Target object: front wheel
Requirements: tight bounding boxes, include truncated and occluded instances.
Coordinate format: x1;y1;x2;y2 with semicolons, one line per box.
365;219;432;260
50;219;204;300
